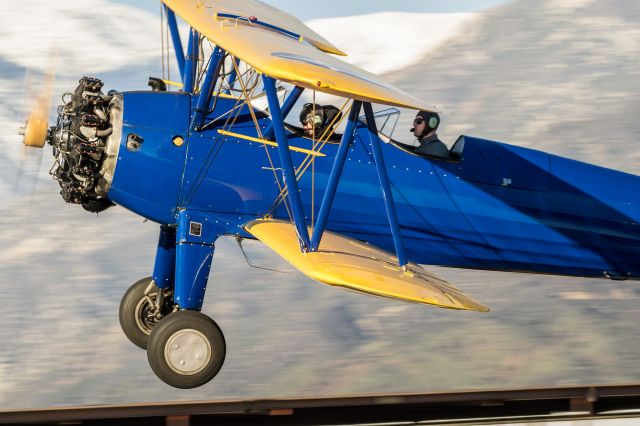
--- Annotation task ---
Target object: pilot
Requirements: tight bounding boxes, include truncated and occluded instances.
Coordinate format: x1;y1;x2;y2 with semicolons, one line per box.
299;103;342;138
411;111;449;157
300;103;325;137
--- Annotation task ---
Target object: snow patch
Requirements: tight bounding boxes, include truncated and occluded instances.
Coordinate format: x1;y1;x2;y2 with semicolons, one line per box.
0;0;159;74
306;12;476;74
547;0;595;12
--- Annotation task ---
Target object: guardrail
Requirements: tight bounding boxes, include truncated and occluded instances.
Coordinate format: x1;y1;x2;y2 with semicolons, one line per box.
3;384;640;425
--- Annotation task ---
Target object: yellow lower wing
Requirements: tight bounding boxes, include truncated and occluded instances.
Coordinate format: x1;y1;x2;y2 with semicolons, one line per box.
244;219;489;312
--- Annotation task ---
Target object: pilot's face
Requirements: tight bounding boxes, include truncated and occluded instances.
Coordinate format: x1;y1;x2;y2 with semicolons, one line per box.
413;116;425;138
303;121;314;135
303;112;322;136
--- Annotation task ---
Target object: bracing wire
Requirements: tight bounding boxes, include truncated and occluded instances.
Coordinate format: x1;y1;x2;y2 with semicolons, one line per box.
228;58;293;221
235;237;292;273
193;35;207;93
267;98;352;216
182;89;246;208
177;52;311;229
311;90;316;231
183;59;280;210
160;3;165;82
167;12;172;90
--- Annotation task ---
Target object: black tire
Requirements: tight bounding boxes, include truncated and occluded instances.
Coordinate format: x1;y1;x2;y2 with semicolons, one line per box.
119;277;158;349
147;310;226;389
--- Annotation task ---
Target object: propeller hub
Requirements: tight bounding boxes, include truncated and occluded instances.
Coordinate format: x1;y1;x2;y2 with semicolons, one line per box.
21;112;49;148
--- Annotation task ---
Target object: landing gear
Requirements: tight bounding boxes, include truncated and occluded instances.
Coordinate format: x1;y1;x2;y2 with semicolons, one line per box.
147;310;226;389
119;277;173;349
122;213;226;388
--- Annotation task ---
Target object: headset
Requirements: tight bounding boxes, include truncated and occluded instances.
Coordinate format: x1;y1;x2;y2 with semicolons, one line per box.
427;114;440;131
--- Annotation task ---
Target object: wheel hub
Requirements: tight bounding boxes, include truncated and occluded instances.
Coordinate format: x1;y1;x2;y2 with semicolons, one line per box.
134;288;173;335
134;295;157;335
164;329;212;375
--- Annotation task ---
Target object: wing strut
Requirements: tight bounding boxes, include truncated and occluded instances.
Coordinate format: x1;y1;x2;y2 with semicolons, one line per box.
264;85;305;140
363;103;408;267
261;76;408;266
261;81;408;266
309;101;362;251
163;5;185;81
191;46;226;131
263;75;311;250
307;102;408;267
183;29;200;93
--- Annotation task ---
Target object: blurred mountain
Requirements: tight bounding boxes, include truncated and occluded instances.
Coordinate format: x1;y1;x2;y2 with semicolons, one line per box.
389;0;640;174
2;0;640;410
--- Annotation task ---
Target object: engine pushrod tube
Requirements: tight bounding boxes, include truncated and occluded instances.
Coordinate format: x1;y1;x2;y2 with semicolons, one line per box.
310;101;362;251
191;46;225;131
262;76;311;250
363;102;407;267
164;6;185;81
263;85;305;140
183;29;200;93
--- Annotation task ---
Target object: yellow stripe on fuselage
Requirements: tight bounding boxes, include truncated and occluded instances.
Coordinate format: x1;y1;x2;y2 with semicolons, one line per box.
217;129;325;157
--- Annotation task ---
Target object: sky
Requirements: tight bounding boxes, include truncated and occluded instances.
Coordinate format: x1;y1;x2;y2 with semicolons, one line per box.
112;0;511;19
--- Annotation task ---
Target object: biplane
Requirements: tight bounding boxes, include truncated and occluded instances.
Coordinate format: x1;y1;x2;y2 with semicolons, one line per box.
18;0;640;388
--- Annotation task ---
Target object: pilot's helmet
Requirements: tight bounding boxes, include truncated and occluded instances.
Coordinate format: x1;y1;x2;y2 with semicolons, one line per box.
300;103;326;135
411;110;440;137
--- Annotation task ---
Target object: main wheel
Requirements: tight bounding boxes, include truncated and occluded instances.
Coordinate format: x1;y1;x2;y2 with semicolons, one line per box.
119;277;172;349
147;310;226;389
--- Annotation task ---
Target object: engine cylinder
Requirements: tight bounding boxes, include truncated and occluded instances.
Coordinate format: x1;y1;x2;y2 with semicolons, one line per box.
47;77;118;213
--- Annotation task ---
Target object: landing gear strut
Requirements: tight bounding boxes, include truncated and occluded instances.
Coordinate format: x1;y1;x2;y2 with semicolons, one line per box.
120;212;227;388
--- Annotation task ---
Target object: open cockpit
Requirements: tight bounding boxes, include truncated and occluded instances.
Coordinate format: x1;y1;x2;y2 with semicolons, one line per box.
356;107;462;162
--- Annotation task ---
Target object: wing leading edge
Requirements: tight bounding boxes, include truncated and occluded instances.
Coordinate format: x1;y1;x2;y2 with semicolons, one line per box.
245;219;489;312
164;0;346;55
162;0;437;111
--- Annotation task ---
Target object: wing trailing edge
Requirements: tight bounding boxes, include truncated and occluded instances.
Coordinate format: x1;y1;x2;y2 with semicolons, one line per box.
244;219;489;312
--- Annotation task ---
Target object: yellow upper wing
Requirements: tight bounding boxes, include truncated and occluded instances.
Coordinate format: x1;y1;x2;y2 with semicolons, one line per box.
162;0;436;111
164;0;346;56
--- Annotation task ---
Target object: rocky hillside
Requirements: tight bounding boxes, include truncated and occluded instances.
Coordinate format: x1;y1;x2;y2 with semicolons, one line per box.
390;0;640;174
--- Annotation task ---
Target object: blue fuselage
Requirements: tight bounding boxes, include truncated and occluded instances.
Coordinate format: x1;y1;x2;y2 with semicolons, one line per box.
106;91;640;279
